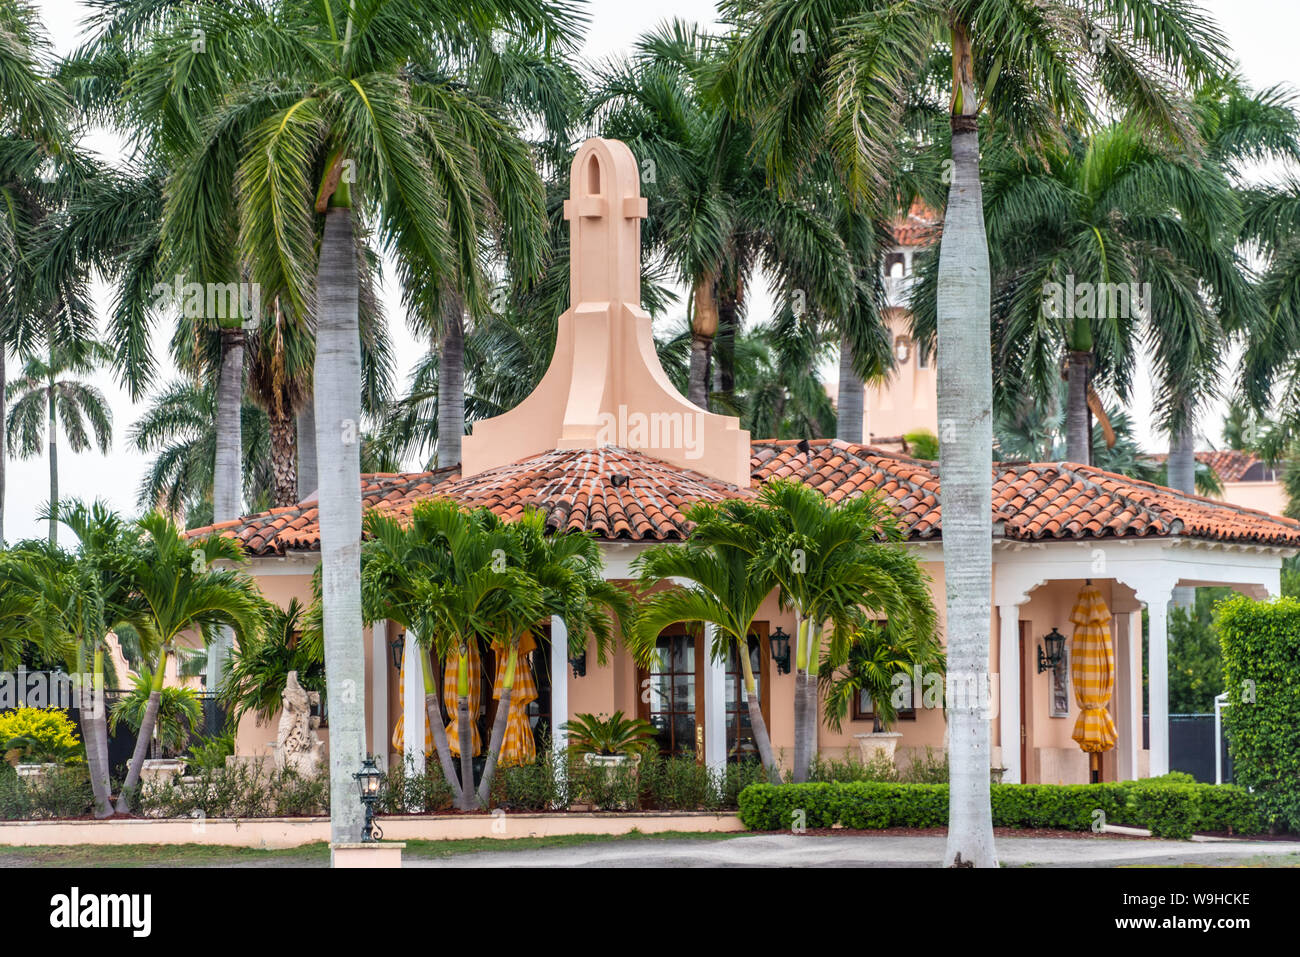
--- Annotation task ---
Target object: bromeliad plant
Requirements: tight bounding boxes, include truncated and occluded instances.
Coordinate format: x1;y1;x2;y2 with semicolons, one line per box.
562;712;656;759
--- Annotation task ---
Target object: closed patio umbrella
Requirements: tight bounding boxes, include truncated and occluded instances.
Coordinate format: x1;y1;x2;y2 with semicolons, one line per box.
444;641;482;757
493;632;539;768
1069;583;1117;781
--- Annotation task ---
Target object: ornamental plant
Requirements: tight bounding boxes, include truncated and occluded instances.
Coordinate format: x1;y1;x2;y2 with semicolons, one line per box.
1216;595;1300;832
0;707;85;766
562;711;656;758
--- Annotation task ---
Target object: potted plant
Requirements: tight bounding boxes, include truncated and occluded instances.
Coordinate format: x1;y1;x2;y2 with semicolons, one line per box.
110;670;203;790
562;711;656;770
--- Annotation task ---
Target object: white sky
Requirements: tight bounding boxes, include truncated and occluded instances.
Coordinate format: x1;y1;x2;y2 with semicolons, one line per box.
4;0;1298;542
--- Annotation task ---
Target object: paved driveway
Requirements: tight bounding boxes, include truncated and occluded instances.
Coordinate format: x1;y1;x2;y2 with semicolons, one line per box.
406;834;1300;868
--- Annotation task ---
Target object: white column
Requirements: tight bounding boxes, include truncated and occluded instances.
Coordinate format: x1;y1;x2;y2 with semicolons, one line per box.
1112;613;1131;781
402;629;425;776
370;620;389;767
703;622;726;776
1126;611;1142;780
550;615;569;762
1147;600;1169;777
997;604;1021;784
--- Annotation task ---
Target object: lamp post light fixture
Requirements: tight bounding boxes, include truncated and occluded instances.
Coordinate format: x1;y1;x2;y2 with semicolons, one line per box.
769;626;792;675
1037;627;1067;674
568;650;587;678
354;756;384;842
390;632;405;671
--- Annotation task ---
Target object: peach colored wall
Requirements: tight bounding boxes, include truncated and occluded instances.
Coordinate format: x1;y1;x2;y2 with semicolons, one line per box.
1219;480;1288;517
863;311;938;443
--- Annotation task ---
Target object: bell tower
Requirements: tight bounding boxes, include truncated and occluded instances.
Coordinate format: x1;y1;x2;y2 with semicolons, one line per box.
461;138;751;487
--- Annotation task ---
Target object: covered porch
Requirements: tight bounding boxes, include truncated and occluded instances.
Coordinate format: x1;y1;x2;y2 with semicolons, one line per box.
993;537;1287;784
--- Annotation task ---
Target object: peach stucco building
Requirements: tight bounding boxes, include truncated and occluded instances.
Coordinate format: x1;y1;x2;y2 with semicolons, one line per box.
200;139;1300;787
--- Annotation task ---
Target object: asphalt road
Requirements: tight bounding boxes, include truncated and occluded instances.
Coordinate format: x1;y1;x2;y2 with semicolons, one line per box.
406;834;1300;868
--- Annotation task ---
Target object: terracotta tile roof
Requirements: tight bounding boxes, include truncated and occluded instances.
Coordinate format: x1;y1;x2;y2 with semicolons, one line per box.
186;467;459;556
1146;449;1280;483
199;440;1300;556
753;439;1300;546
891;201;940;247
371;447;742;542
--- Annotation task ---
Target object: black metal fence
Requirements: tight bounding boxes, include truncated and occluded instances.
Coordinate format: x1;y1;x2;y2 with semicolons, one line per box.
2;675;228;778
1143;713;1234;784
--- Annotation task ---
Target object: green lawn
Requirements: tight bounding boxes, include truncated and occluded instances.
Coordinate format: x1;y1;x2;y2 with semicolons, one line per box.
0;829;748;868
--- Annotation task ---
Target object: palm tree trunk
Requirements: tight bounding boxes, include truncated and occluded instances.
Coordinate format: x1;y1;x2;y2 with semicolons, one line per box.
1168;411;1197;608
1;343;6;543
688;335;712;410
213;329;244;522
837;332;864;444
315;207;368;844
81;652;112;818
477;665;513;805
939;22;997;869
689;276;719;410
46;385;57;544
296;398;317;499
115;650;167;814
456;696;474;809
738;641;777;780
268;404;298;507
208;329;245;689
1065;350;1091;465
791;614;812;782
437;298;465;469
717;287;740;407
419;652;461;799
1167;418;1196;494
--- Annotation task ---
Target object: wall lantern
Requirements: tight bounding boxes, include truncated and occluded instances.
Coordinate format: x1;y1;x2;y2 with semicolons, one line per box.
894;335;912;363
1037;627;1067;674
353;756;384;842
769;626;792;675
390;632;406;671
568;650;587;678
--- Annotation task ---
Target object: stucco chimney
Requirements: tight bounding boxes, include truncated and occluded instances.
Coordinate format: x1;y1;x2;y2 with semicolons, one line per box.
461;137;751;486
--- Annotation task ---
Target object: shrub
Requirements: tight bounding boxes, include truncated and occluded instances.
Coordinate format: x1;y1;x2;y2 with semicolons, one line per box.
1216;595;1300;831
136;762;328;818
899;747;949;783
379;760;457;814
737;779;1266;837
185;731;236;773
807;751;899;783
0;765;93;819
0;707;84;765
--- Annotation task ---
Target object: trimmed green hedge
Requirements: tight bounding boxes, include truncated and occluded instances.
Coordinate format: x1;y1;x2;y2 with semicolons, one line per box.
1216;595;1300;832
737;777;1262;839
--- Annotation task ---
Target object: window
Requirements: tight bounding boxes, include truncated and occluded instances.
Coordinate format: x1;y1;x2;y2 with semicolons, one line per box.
641;632;700;758
638;625;772;762
725;631;771;761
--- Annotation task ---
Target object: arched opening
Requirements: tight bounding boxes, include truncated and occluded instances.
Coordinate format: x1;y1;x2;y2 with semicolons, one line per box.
586;154;601;195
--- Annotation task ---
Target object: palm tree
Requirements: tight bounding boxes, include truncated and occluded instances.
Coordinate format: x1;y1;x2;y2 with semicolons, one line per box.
754;480;936;784
362;500;537;810
587;20;854;411
221;597;324;723
5;339;112;543
820;615;946;734
728;0;1231;867
114;512;265;814
0;500;152;817
128;377;273;526
476;509;631;804
633;499;783;778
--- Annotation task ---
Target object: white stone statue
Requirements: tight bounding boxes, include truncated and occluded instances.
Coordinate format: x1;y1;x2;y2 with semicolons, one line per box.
274;671;323;777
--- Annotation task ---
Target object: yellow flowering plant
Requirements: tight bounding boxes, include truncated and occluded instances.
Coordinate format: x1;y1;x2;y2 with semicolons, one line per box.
0;707;85;766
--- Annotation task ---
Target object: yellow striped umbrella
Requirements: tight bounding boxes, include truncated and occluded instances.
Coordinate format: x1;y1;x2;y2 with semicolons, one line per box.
493;633;539;768
1069;584;1118;760
443;641;482;757
391;655;433;756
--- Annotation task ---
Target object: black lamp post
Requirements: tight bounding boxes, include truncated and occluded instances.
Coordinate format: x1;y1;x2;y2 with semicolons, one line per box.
769;626;792;675
390;632;405;671
354;756;384;842
1037;627;1067;674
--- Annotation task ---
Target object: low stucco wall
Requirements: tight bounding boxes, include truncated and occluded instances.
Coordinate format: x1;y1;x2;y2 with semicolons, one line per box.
0;812;744;849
